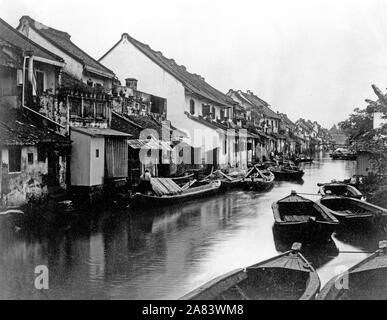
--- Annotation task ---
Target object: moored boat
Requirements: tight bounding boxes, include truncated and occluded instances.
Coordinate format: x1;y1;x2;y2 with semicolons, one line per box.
204;169;245;190
317;241;387;300
243;166;275;191
295;154;313;163
180;243;320;300
318;182;364;200
269;164;305;180
130;180;221;207
330;148;357;160
272;191;339;240
317;196;387;228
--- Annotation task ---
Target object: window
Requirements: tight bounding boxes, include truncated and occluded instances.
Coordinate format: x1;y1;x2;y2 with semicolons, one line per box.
211;106;215;119
96;103;105;118
224;136;227;154
179;149;184;157
202;104;210;117
35;70;44;95
220;109;225;121
8;146;21;173
96;149;100;158
83;100;93;118
189;99;195;115
70;99;82;117
27;153;34;164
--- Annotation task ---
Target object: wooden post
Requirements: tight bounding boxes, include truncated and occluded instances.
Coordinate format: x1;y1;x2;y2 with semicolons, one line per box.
81;97;84;118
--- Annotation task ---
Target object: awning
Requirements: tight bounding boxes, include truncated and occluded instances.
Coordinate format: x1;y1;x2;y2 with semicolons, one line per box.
128;137;172;151
71;127;132;137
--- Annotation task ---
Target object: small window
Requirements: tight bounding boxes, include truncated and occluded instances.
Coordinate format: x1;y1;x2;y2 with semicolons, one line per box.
8;146;21;173
96;149;100;158
224;137;227;154
96;103;105;118
190;99;195;115
27;153;34;164
179;149;184;157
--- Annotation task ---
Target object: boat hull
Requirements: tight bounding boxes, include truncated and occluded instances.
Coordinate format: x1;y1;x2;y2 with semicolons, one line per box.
271;170;304;180
180;248;320;300
131;182;221;207
318;246;387;300
273;221;337;241
317;197;387;230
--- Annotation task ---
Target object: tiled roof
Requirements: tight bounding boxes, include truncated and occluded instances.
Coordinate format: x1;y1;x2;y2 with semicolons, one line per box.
0;17;64;63
71;127;131;137
278;113;296;127
111;112;168;139
127;138;172;151
101;33;235;107
19;16;115;78
186;113;229;132
0;111;70;146
0;39;22;68
239;91;280;119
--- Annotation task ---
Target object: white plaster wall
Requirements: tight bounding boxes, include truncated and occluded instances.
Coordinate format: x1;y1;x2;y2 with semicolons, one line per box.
20;27;84;80
70;130;91;186
100;38;230;165
89;137;105;186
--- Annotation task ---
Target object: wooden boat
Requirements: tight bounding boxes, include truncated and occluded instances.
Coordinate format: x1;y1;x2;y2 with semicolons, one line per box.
318;182;364;200
317;196;387;227
272;191;339;240
180;243;320;300
170;173;195;187
269;164;305;180
243;166;275;191
317;241;387;300
131;180;221;207
203;169;245;190
330;148;357;160
295;154;313;163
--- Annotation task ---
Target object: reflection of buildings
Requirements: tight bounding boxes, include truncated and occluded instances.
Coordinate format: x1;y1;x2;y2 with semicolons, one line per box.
89;234;105;281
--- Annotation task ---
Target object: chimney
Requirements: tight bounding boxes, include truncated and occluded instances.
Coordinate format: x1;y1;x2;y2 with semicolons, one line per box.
125;78;138;90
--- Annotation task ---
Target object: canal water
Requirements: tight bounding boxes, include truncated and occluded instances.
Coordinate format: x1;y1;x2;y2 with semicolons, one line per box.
0;152;384;299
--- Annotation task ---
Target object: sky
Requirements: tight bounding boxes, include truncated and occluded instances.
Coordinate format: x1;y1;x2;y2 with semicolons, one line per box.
2;0;387;128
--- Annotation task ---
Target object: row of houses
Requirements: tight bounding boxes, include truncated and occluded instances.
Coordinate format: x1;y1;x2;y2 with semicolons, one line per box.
0;16;332;208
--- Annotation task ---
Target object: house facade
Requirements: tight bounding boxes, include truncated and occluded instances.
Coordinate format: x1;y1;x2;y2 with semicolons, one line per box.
99;33;247;170
17;16;116;89
0;18;71;208
14;17;131;194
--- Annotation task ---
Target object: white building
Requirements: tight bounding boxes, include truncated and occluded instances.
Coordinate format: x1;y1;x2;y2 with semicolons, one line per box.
17;16;116;89
100;33;247;169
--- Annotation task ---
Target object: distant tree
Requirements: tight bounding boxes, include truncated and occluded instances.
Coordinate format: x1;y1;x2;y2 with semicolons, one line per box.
338;108;373;142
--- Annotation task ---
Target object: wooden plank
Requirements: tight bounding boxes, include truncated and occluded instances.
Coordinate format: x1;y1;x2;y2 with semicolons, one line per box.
182;179;197;190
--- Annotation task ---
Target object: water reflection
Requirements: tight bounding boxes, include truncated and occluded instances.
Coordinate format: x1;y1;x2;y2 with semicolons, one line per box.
0;154;381;300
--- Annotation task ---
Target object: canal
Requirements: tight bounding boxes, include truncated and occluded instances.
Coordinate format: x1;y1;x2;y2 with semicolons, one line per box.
0;152;384;299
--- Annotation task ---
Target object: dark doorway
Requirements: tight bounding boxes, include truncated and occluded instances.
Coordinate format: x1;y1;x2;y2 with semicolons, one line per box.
47;151;59;187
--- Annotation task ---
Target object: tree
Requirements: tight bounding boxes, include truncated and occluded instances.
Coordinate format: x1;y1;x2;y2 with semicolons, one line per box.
338;108;373;142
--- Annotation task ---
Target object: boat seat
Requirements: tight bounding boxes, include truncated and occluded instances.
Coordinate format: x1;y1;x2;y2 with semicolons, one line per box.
283;215;311;222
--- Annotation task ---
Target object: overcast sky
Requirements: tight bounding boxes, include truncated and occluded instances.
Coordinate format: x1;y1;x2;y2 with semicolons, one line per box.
2;0;387;128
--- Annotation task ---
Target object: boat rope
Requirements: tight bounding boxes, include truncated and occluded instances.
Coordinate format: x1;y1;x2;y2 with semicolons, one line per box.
296;192;320;196
337;250;374;254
